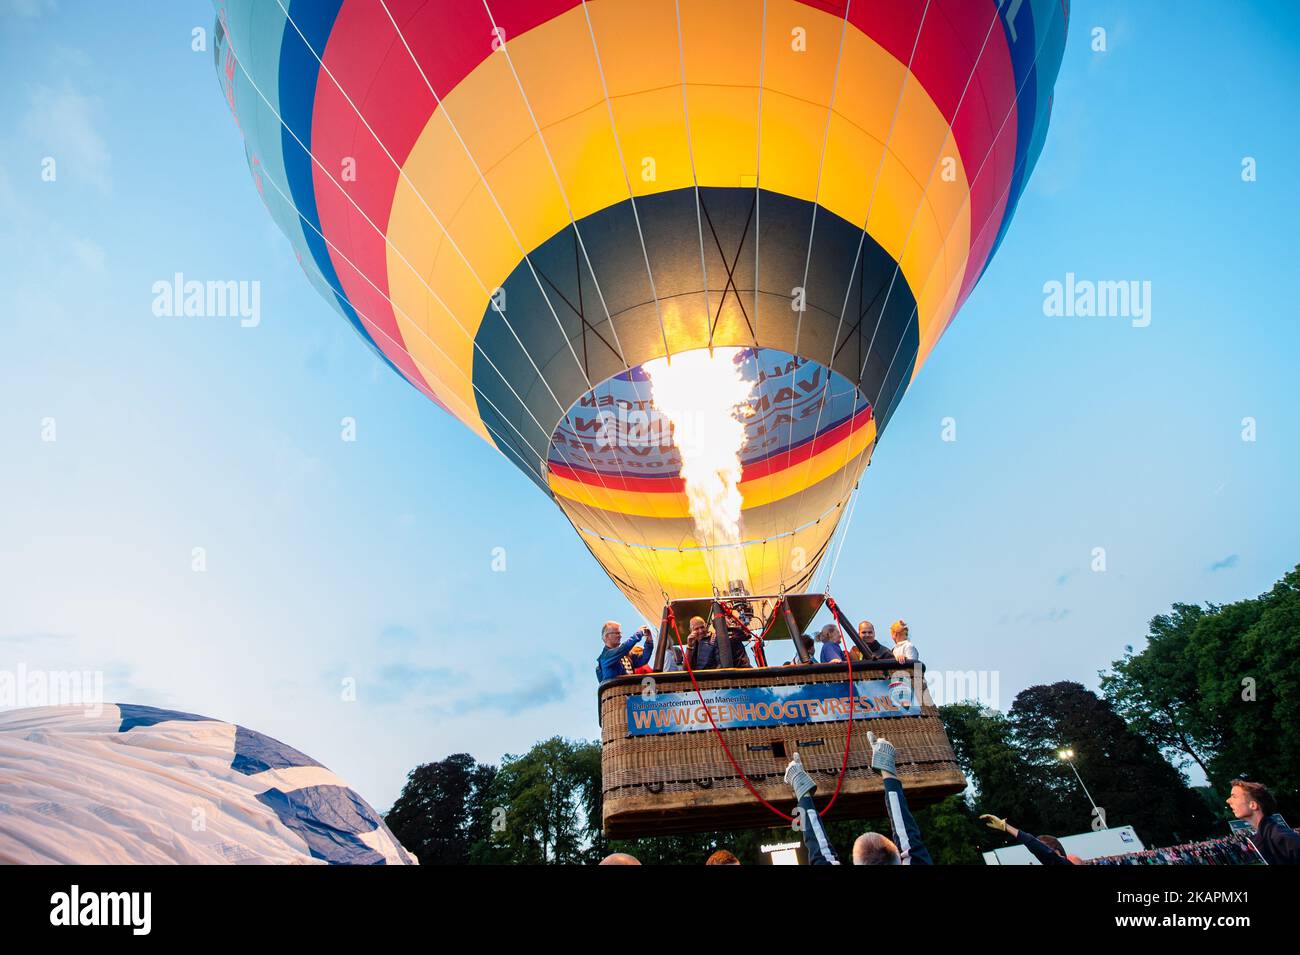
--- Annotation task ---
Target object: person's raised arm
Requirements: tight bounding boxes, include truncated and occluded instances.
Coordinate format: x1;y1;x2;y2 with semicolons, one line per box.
870;732;932;865
783;754;840;865
616;629;650;662
980;815;1071;866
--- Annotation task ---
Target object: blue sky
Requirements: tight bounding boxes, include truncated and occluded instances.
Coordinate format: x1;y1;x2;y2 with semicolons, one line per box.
2;1;1297;810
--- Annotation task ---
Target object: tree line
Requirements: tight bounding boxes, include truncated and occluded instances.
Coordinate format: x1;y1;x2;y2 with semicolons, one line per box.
384;565;1299;864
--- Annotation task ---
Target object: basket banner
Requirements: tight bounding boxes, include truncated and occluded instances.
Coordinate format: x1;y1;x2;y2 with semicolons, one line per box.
626;678;920;736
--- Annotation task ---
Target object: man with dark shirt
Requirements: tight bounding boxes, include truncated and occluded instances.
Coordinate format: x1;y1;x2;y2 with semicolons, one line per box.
686;616;751;669
854;620;893;662
1228;778;1300;865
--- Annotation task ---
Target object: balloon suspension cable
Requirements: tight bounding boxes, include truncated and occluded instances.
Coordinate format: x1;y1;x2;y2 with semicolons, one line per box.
821;595;855;815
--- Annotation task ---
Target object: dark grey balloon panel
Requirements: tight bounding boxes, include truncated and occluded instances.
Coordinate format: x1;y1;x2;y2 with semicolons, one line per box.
473;187;918;487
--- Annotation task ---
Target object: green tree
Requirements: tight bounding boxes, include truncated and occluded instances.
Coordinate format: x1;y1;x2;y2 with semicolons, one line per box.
939;701;1066;836
1101;603;1216;777
384;753;494;865
1010;681;1217;845
911;795;997;864
471;737;593;864
1192;568;1300;811
1101;564;1300;818
463;762;499;854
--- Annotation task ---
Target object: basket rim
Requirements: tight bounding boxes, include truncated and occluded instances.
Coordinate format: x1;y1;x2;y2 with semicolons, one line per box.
597;658;924;695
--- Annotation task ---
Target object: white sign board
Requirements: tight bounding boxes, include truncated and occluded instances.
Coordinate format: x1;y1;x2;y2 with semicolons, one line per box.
982;826;1143;864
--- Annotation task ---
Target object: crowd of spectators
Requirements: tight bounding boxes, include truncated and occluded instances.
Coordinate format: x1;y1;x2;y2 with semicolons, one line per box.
1090;835;1260;865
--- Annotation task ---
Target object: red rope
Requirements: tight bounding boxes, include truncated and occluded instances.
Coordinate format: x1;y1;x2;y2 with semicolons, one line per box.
662;599;862;824
669;605;793;822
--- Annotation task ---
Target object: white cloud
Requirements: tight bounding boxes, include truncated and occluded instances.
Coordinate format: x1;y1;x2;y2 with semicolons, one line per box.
1;0;58;17
70;235;106;273
22;82;111;192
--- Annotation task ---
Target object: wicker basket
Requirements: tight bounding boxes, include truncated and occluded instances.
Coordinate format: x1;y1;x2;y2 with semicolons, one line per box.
599;661;966;838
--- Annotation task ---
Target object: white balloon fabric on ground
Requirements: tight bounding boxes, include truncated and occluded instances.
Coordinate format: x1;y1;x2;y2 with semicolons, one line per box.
0;704;416;865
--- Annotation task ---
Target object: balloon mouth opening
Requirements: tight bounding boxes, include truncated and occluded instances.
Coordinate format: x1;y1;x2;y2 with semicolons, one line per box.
640;347;757;588
545;346;871;548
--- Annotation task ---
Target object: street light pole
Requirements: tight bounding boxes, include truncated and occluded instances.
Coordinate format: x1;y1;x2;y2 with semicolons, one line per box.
1058;748;1105;828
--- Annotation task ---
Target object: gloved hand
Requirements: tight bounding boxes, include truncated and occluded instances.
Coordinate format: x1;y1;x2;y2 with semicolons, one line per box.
783;753;817;801
979;813;1009;832
867;732;897;776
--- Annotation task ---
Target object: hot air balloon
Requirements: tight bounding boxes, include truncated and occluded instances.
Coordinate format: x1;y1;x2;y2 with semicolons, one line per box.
0;705;415;864
211;0;1067;835
211;0;1067;620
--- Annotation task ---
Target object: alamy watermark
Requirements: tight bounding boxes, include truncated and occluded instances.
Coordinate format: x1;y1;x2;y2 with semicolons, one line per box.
901;665;1001;710
1042;272;1151;328
151;272;261;327
50;885;151;935
0;664;104;715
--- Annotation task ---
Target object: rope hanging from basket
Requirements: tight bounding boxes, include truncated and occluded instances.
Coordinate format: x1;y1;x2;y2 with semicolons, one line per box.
668;604;793;822
664;597;859;825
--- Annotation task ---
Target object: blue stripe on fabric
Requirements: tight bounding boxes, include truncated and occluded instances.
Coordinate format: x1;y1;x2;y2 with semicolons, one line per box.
980;0;1069;279
231;724;324;775
989;0;1041;260
255;786;389;865
117;704;212;733
275;0;403;379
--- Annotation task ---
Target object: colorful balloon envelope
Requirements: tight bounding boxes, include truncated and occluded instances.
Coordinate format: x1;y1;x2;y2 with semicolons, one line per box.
213;0;1068;620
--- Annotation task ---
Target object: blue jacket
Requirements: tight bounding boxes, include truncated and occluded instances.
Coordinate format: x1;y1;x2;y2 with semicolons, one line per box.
1017;829;1073;865
883;776;932;865
798;794;840;865
797;776;929;865
688;634;751;670
596;633;653;681
819;641;846;664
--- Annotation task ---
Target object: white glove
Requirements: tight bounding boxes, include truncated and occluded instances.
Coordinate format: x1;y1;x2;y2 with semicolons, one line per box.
783;753;817;800
867;732;897;775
